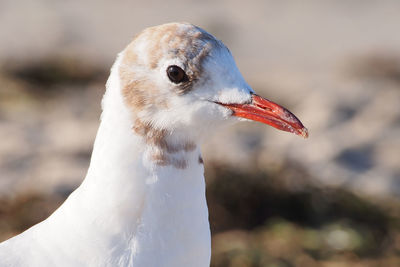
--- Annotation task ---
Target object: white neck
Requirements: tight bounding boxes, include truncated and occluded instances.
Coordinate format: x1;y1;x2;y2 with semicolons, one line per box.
35;56;211;266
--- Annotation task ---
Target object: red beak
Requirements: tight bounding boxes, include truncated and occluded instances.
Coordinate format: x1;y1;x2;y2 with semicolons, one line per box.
218;94;308;138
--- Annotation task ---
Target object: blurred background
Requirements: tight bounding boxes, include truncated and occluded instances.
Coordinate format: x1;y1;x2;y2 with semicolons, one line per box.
1;0;400;266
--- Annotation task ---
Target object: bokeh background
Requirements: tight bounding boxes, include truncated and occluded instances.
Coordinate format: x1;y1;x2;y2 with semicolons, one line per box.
1;1;400;266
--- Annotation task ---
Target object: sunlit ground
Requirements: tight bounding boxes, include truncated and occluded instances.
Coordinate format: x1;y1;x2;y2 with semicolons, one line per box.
1;1;400;266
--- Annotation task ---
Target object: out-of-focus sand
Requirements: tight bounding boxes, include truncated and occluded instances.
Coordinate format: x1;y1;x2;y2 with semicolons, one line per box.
1;1;400;266
1;0;399;199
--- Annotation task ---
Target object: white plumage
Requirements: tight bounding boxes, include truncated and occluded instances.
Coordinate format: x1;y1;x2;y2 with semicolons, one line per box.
0;22;307;267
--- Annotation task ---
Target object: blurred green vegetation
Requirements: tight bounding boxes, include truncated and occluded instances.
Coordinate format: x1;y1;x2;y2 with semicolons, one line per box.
206;164;400;267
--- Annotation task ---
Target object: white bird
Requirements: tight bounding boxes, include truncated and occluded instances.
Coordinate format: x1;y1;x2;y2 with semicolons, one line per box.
0;22;308;267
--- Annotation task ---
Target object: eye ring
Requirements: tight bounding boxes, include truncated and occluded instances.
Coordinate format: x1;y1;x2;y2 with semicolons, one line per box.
166;65;188;84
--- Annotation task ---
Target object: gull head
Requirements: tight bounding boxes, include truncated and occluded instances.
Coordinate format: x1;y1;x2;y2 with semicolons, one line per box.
118;22;308;142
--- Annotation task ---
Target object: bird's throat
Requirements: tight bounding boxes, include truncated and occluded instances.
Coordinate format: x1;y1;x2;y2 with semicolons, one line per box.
67;100;211;265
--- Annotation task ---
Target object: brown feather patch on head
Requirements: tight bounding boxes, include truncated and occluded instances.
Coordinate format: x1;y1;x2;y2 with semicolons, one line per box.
118;23;223;168
120;23;224;101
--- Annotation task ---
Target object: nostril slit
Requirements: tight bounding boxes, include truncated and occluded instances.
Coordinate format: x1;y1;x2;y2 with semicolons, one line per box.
255;103;270;111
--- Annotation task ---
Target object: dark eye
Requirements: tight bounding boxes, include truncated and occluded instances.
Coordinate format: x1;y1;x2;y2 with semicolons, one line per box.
166;65;187;84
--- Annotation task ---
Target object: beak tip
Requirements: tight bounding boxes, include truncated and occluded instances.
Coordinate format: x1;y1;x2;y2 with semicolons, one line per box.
298;127;309;139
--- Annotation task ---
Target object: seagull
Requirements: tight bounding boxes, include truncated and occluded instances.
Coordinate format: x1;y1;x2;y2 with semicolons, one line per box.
0;22;308;267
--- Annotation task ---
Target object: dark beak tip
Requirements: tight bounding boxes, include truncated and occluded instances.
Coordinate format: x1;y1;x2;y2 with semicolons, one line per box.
299;127;309;139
